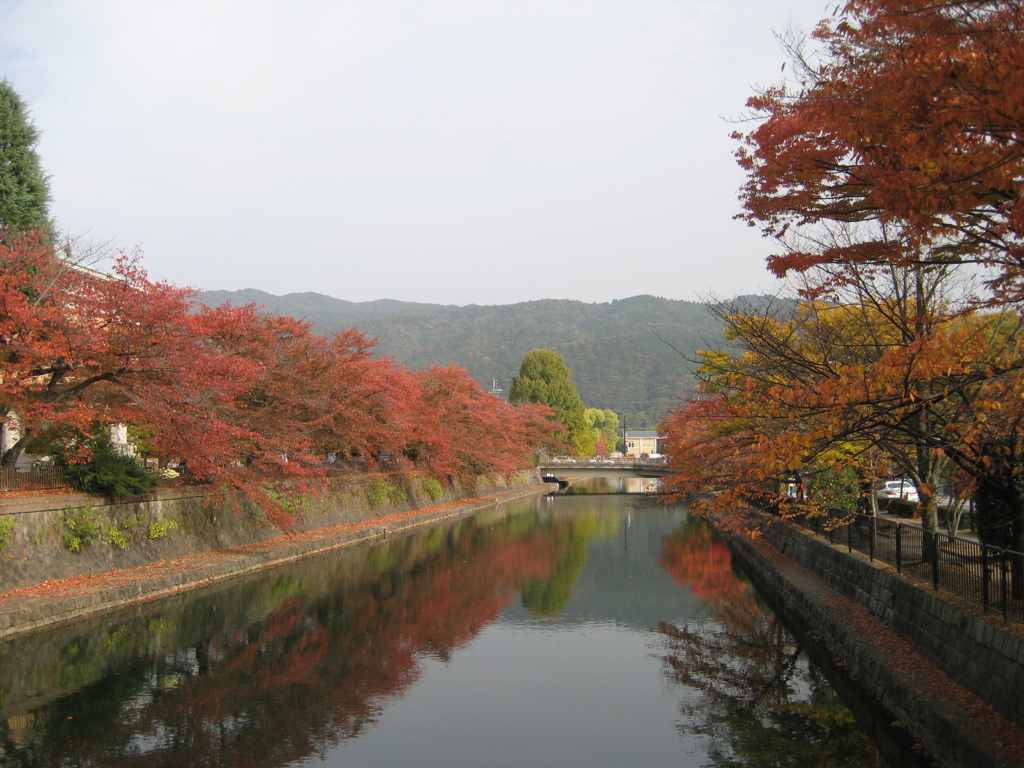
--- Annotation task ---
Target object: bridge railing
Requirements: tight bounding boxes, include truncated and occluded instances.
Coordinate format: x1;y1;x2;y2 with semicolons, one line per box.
540;456;666;468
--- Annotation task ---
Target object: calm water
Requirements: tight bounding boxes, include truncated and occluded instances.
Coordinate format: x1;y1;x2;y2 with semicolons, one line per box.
0;488;893;767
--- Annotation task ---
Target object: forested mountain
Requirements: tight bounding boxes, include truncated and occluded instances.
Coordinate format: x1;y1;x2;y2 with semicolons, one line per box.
197;290;728;428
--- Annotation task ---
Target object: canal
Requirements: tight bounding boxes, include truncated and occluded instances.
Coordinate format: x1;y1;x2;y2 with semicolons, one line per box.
0;484;905;767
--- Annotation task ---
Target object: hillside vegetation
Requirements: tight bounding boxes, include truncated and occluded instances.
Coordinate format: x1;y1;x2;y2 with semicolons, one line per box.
197;291;726;428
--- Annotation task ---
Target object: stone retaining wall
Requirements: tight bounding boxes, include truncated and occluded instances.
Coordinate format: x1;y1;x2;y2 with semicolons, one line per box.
0;480;549;640
758;521;1024;733
725;532;1019;768
0;471;540;594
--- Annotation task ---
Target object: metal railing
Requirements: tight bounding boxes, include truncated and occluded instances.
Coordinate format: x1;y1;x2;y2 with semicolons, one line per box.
0;465;67;491
795;511;1023;622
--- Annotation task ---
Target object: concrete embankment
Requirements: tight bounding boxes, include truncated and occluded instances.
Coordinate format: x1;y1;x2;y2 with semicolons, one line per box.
722;519;1024;768
0;472;548;640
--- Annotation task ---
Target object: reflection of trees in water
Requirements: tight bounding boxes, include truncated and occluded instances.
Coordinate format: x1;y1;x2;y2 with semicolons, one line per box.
520;513;595;615
0;511;568;768
562;477;613;494
656;520;881;768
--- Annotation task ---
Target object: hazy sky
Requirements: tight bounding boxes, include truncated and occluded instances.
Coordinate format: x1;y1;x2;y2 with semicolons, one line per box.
0;0;829;306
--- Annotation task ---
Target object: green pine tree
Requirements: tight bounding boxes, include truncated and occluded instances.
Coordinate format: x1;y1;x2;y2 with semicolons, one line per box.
510;349;594;455
0;79;51;232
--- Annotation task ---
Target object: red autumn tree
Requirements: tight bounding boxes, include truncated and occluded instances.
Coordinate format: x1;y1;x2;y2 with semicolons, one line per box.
736;0;1024;302
0;235;335;527
408;365;562;483
311;329;423;462
0;234;257;469
0;231;563;530
156;306;336;525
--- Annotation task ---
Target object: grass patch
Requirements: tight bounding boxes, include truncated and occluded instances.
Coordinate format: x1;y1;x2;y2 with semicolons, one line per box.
366;479;407;509
423;478;444;502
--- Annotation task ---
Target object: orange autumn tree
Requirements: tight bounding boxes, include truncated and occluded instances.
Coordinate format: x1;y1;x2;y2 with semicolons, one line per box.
736;0;1024;301
660;268;1024;539
683;0;1024;541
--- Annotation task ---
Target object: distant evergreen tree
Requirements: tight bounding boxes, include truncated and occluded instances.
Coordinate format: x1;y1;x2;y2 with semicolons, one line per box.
510;349;594;455
0;79;51;232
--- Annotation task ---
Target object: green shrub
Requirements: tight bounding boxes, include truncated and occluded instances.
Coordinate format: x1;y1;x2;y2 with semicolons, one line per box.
423;478;444;502
147;518;179;540
63;506;101;552
106;528;130;549
0;518;14;551
60;438;156;498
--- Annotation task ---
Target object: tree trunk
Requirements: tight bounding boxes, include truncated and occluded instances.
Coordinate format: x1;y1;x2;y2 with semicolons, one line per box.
972;475;1024;599
917;491;941;563
0;434;28;467
919;493;940;534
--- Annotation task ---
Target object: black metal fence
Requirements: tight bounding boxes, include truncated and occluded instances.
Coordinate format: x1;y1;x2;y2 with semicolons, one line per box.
0;465;67;491
796;512;1024;623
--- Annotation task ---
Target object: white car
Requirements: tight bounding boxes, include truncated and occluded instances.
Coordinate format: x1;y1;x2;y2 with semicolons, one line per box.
877;480;919;503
